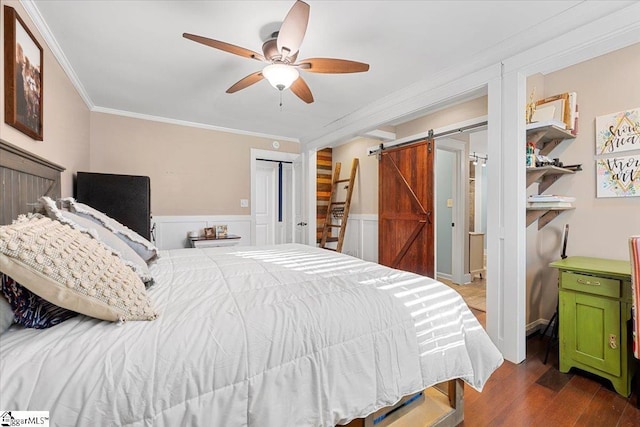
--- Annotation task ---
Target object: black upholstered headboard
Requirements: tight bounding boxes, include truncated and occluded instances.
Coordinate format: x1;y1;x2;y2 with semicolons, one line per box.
0;139;65;225
75;172;151;240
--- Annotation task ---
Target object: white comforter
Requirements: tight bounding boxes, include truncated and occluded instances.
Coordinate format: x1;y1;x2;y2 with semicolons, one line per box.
0;244;502;426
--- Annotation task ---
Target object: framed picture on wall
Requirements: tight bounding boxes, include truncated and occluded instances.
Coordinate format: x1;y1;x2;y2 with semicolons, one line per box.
4;6;44;140
596;154;640;198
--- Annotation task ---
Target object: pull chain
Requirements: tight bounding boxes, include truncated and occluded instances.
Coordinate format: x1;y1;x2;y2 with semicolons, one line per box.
279;90;283;110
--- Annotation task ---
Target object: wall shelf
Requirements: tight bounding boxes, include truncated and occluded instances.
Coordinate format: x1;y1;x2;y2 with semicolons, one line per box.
526;166;576;193
526;123;575;156
526;207;575;230
525;123;578;230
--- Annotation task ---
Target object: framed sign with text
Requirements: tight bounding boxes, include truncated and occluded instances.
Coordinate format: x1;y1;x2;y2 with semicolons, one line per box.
595;108;640;198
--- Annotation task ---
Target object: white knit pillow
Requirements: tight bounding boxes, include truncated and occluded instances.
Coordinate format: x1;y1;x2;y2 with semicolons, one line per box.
0;214;157;322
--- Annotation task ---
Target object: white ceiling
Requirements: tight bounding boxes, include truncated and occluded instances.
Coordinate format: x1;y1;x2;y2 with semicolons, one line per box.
27;1;632;144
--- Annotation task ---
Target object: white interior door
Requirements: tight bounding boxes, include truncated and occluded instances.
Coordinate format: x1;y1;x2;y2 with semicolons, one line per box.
250;149;303;246
255;161;277;245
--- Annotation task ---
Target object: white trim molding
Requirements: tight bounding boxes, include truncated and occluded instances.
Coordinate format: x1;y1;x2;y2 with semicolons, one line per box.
94;108;300;143
339;214;378;263
20;0;94;109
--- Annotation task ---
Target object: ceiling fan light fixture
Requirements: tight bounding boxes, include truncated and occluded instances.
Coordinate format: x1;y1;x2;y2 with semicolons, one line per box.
262;64;299;91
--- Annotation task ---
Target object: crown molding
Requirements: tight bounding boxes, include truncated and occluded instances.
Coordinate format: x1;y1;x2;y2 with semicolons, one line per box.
91;107;300;143
20;0;94;109
503;2;640;75
19;0;299;143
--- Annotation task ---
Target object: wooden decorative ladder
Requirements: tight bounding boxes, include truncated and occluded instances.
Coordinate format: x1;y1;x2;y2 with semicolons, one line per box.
319;158;359;253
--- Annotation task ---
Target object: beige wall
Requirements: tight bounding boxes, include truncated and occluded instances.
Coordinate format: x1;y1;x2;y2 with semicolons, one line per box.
526;42;640;324
89;112;299;215
395;96;488;139
0;0;90;196
332;138;379;214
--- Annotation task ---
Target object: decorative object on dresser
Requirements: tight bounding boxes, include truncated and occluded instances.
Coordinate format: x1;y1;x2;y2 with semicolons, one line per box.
203;227;215;239
75;172;152;240
3;6;44;140
215;224;228;238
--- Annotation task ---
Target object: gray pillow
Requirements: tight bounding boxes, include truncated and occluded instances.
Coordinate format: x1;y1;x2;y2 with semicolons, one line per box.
61;211;153;284
0;294;14;334
65;198;158;263
39;197;152;284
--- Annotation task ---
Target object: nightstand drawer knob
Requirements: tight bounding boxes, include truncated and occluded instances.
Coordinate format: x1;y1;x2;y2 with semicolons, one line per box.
577;278;600;286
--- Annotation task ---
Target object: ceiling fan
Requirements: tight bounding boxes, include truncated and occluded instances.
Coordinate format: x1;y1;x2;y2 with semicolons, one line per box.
183;0;369;104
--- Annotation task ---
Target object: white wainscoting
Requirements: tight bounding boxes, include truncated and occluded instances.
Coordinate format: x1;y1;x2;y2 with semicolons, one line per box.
152;215;252;250
339;214;379;263
152;214;379;261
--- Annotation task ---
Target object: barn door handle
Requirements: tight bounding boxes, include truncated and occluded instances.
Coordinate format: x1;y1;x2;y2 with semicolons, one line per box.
426;211;432;224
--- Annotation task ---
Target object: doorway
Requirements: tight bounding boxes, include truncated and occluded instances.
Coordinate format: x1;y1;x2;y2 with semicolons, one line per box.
254;160;294;245
435;138;467;285
250;149;305;246
436;129;488;313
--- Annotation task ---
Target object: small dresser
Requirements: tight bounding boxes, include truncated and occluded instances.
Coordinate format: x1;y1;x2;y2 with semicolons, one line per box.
550;256;635;396
189;235;241;248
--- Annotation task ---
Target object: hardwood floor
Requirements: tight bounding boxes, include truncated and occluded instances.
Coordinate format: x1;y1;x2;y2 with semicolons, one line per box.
464;308;639;426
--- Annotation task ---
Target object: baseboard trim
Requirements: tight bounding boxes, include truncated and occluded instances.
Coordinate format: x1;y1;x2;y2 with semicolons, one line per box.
436;272;453;281
526;318;550;336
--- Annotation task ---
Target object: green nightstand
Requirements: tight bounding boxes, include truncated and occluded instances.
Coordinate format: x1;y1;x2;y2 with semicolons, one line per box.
550;256;635;397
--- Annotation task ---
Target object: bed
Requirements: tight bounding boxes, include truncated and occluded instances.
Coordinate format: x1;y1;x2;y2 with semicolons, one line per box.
0;140;503;426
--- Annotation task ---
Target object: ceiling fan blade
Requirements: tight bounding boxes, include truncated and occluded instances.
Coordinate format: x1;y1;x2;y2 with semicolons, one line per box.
290;76;314;104
297;58;370;74
183;33;265;62
277;1;310;59
226;71;265;93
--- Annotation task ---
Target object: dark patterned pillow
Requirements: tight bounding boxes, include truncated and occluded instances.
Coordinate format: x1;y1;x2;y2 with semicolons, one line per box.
1;273;77;329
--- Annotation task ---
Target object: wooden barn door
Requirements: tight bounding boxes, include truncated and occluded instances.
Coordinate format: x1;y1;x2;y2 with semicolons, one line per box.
378;140;435;277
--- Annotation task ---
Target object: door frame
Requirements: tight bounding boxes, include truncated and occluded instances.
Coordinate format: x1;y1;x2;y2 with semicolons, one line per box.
250;149;300;246
255;160;278;245
436;138;469;285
